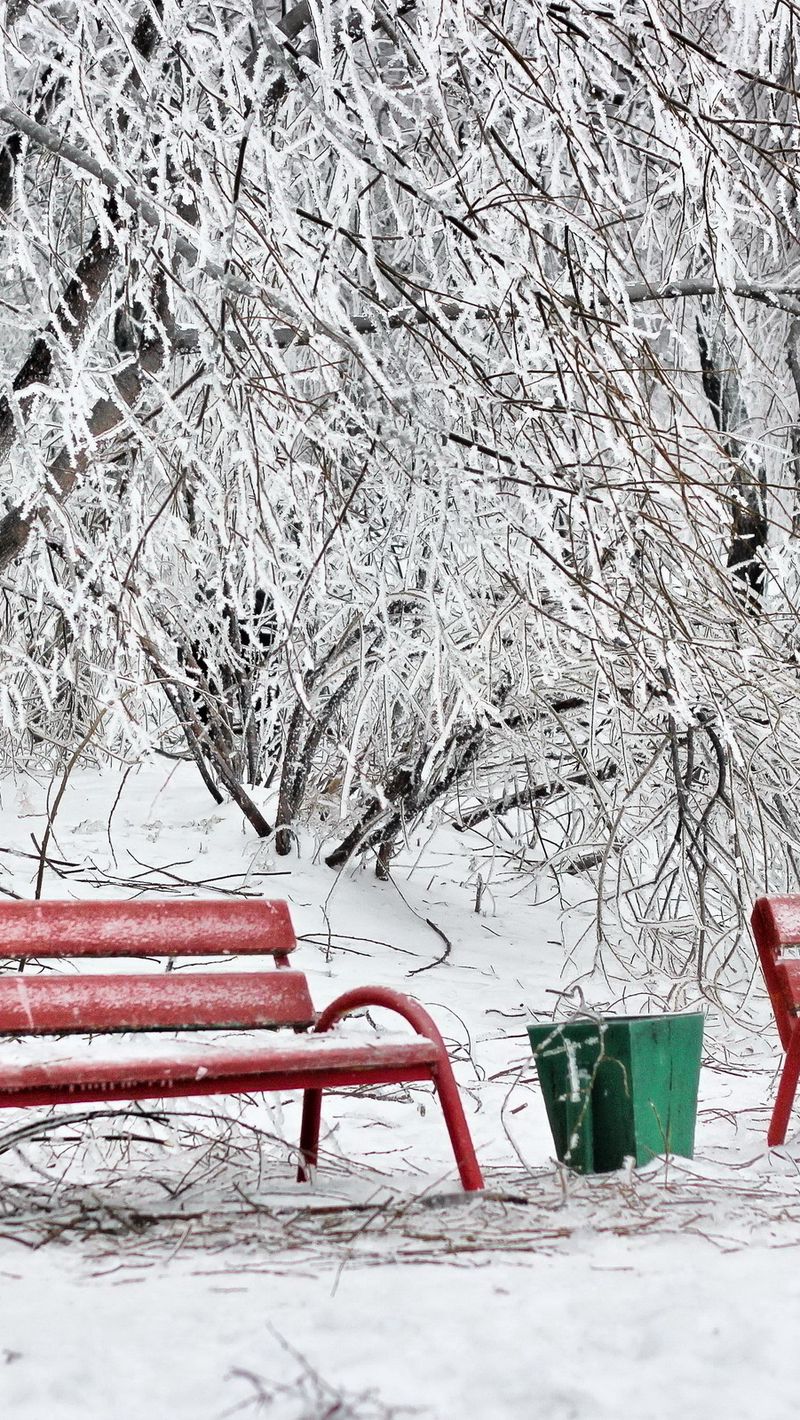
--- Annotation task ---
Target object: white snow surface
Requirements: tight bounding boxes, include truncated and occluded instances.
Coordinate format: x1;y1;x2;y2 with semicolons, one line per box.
0;764;792;1419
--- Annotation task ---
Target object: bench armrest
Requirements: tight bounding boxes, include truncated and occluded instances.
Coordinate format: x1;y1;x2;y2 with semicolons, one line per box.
303;985;484;1191
313;986;449;1056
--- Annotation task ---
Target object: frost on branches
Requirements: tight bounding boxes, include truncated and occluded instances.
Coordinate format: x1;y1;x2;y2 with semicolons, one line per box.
0;0;799;994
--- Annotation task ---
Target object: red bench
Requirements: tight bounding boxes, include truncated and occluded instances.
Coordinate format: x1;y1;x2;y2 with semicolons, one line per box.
751;894;800;1147
0;899;483;1190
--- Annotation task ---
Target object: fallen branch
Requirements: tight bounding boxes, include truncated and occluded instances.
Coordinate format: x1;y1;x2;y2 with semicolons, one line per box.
456;762;618;832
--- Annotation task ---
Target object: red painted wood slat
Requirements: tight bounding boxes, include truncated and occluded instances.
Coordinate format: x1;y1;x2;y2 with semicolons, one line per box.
753;896;800;1049
776;961;800;1009
0;1039;439;1099
0;1063;437;1111
754;895;800;950
0;900;296;958
0;971;314;1034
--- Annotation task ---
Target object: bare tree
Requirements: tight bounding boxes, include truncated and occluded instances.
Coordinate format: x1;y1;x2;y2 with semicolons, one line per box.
2;1;800;993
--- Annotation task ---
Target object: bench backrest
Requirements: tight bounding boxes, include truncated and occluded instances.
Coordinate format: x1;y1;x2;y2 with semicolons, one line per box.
0;899;296;961
0;899;315;1036
752;896;800;1048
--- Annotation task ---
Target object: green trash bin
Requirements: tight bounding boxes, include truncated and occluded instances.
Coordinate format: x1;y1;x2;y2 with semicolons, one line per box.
527;1013;704;1173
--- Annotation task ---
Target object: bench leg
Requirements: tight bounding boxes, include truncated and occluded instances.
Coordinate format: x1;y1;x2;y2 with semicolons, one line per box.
434;1057;484;1192
769;1028;800;1147
297;1088;322;1182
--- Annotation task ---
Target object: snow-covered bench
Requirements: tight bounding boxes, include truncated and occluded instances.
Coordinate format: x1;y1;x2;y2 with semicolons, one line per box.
0;899;483;1190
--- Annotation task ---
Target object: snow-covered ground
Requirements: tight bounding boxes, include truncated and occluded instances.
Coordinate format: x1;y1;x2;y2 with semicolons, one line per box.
0;764;794;1419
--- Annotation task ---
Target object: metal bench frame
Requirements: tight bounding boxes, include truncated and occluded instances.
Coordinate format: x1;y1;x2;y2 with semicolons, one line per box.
0;899;484;1191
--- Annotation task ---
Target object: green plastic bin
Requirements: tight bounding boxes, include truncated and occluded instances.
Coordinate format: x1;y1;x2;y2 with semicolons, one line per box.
527;1013;704;1173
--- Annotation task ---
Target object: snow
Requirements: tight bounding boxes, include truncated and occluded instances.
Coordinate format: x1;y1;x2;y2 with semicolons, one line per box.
0;762;792;1419
4;1240;799;1420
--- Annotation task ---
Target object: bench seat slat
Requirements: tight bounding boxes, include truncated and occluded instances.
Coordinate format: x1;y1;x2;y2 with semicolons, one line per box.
0;900;296;958
0;972;315;1034
775;961;800;1010
0;1037;439;1101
